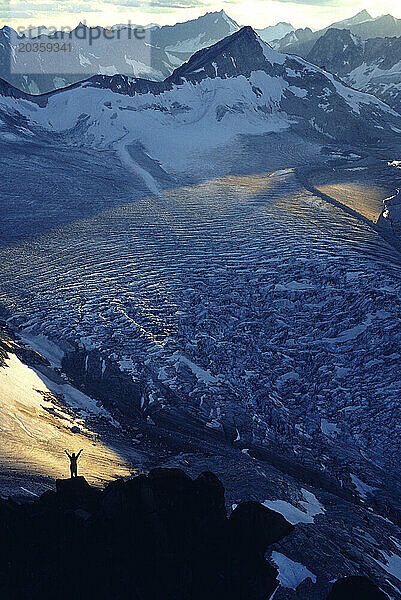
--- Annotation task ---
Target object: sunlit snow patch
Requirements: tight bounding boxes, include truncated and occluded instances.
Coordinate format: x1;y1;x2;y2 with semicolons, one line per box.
0;353;132;485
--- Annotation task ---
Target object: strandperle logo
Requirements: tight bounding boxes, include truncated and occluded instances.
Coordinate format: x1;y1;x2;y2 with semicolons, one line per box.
16;21;148;44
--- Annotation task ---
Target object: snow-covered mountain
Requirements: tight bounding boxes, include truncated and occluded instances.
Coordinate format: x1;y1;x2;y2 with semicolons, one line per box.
2;25;399;168
269;10;374;55
0;11;240;95
327;9;373;30
151;9;239;52
0;23;170;94
349;13;401;38
256;22;294;43
306;29;401;115
272;10;401;57
270;27;316;55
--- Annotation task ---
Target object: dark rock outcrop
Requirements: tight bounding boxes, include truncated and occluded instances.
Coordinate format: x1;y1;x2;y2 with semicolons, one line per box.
229;500;294;550
0;469;293;600
326;576;387;599
56;475;100;510
62;347;142;416
0;468;390;599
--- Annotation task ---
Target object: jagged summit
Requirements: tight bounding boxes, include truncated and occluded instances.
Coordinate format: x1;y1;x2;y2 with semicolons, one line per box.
151;9;239;52
356;9;372;20
168;26;269;81
322;9;373;32
307;27;364;74
256;21;294;43
218;8;235;20
0;25;15;35
83;26;276;92
306;26;401;114
345;9;372;23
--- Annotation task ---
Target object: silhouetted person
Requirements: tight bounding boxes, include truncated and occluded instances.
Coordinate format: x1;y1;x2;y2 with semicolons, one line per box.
65;449;83;478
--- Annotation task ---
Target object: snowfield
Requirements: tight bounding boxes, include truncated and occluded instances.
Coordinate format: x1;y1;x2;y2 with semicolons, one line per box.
263;488;325;524
0;352;133;488
270;551;317;590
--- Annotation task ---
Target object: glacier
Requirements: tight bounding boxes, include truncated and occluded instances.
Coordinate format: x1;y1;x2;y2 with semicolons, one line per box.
1;25;401;599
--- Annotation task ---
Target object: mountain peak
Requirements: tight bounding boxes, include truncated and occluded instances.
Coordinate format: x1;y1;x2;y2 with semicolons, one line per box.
256;21;295;43
74;21;89;31
0;25;16;37
356;9;372;20
322;27;354;40
208;25;263;50
200;9;236;22
322;9;373;33
234;25;258;38
165;26;284;85
378;13;397;22
307;27;363;73
151;9;240;52
218;9;238;25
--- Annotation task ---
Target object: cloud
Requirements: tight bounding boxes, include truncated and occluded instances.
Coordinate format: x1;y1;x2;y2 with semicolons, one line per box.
0;0;100;18
1;0;212;16
102;0;211;7
265;0;344;4
103;0;342;7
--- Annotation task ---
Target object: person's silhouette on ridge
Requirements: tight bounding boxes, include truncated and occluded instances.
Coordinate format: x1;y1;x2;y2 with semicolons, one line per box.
65;449;83;478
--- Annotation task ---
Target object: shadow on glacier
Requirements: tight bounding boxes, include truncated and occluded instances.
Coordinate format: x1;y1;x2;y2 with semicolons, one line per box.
0;131;324;246
0;140;160;245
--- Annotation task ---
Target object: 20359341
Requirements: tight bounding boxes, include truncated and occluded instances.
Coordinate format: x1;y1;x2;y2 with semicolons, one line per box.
18;42;72;52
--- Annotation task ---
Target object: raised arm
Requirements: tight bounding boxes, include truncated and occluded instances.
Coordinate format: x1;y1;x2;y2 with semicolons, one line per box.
76;449;83;459
65;450;71;459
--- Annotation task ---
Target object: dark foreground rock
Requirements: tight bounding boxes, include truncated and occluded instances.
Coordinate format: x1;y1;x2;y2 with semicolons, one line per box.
0;469;386;600
0;469;290;600
326;576;388;599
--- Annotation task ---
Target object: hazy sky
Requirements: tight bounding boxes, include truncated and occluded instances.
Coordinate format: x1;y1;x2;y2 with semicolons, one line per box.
1;0;400;31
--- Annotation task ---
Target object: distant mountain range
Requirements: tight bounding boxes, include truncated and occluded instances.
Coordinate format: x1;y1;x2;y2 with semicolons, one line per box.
1;26;399;162
0;11;296;96
255;22;294;43
306;28;401;115
268;9;401;115
272;9;401;56
0;11;240;94
0;6;400;118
